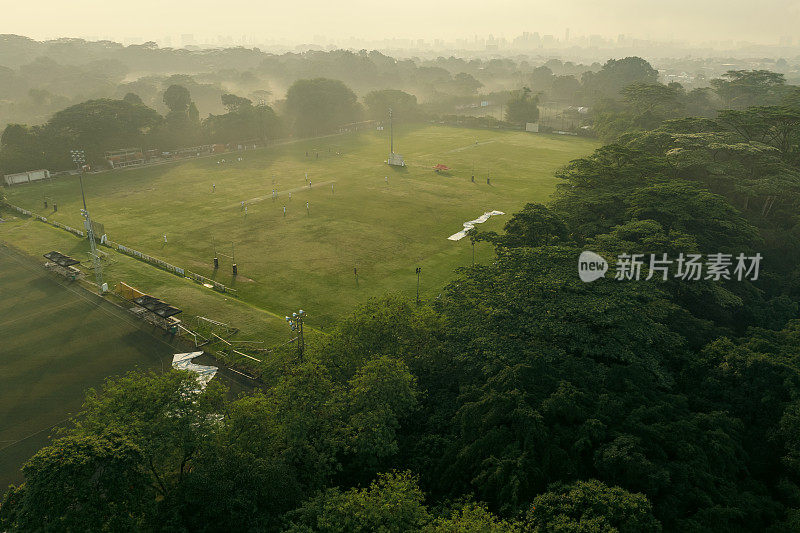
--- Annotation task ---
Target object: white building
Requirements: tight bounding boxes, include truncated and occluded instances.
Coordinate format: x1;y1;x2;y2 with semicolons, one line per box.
4;169;50;186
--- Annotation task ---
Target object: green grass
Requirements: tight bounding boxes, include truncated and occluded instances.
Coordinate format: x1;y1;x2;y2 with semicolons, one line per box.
0;217;302;344
4;125;598;328
0;243;188;488
0;124;597;489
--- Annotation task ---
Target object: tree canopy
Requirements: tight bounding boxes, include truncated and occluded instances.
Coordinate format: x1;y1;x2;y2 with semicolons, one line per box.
285;78;361;137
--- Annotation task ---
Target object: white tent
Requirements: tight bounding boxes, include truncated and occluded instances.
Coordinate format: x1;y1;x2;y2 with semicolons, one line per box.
448;210;505;241
172;351;218;388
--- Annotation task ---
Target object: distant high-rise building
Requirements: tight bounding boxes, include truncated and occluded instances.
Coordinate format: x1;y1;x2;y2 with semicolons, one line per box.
512;31;543;49
565;28;570;42
181;34;195;46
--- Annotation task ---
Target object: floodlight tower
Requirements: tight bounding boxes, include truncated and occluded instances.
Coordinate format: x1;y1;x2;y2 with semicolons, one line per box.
70;150;104;290
386;108;405;166
284;309;306;359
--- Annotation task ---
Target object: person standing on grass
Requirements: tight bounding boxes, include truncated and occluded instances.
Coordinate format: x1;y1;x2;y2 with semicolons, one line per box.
283;205;286;217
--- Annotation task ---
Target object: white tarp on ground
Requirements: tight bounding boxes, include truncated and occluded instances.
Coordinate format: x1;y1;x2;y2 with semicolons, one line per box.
448;210;505;241
172;352;217;388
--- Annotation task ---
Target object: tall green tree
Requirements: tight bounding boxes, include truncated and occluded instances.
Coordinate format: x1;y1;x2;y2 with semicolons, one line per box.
163;84;192;118
205;93;281;143
363;89;419;122
285;78;361;137
505;87;539;125
71;371;226;499
1;433;152;532
524;479;661;532
284;471;431;533
582;57;659;101
711;70;787;109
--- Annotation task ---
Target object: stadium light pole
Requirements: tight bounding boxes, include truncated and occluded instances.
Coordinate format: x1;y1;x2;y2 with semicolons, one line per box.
285;309;305;360
70;149;104;291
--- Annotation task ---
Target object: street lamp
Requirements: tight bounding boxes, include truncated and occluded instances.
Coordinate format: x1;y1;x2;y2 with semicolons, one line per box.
285;309;306;359
70;149;105;291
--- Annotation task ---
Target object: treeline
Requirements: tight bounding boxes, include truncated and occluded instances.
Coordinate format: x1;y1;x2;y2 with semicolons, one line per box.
518;57;799;140
590;67;800;141
3;94;800;531
0;73;540;175
0;36;519;130
0;80;427;174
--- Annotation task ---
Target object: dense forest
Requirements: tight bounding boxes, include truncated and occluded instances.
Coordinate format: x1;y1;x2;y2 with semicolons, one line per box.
0;34;590;132
2;54;800;530
2;39;798;178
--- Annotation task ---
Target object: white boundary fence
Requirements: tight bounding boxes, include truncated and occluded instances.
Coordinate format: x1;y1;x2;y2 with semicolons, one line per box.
4;203;236;294
8;204;85;238
114;242;185;276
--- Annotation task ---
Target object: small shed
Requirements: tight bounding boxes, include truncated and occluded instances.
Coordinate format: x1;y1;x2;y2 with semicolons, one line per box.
4;169;50;186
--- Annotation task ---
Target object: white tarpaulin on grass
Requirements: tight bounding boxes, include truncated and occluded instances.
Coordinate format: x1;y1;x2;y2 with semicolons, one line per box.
172;352;218;388
448;210;505;241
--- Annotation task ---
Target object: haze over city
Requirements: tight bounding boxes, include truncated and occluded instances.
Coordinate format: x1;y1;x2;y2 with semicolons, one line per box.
2;0;799;49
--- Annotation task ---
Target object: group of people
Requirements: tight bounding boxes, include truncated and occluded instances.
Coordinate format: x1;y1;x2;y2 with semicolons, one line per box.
469;175;491;185
215;166;488;223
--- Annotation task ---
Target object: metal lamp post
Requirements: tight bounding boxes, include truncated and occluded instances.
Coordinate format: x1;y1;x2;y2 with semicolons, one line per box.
285;309;305;359
70;150;104;291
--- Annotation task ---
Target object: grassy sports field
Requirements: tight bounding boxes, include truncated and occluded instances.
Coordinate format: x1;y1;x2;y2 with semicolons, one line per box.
0;243;189;488
3;125;598;328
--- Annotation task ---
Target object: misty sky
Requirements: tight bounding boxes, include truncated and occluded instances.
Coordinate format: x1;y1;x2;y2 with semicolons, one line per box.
2;0;797;45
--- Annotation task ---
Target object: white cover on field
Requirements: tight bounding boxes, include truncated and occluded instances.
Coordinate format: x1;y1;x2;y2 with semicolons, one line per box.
172;352;218;388
448;210;505;241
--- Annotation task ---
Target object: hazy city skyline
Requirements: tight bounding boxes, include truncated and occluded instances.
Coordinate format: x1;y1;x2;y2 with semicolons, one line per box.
2;0;798;48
